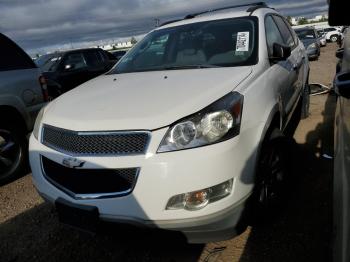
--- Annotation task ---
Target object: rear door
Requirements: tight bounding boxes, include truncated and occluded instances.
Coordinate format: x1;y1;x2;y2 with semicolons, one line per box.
0;33;44;128
272;15;303;119
57;52;89;92
83;49;108;79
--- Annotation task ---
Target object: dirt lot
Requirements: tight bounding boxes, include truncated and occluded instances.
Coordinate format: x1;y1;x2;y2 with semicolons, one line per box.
0;43;338;262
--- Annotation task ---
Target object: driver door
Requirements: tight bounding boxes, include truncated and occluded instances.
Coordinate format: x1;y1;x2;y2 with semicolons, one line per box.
58;52;89;92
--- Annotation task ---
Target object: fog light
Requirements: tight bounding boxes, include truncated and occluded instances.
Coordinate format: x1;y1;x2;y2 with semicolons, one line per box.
184;190;209;210
166;179;233;211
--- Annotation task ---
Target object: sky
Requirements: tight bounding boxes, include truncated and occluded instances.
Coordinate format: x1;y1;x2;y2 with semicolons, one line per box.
0;0;328;55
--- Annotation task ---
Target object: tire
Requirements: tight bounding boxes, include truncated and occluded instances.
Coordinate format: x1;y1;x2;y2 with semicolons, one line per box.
0;123;27;184
250;128;291;223
330;35;338;42
301;78;310;119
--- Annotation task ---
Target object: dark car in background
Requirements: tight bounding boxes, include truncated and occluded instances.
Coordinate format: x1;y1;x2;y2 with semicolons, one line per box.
37;48;116;97
295;27;321;60
334;26;350;262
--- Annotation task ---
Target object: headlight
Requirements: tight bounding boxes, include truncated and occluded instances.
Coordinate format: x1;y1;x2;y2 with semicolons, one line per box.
307;43;317;49
157;92;243;153
33;106;46;140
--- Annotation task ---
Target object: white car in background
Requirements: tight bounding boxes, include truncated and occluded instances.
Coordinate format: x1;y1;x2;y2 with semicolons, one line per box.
29;2;310;243
323;27;342;42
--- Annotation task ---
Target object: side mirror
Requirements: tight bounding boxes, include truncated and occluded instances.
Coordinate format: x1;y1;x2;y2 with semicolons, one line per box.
336;48;344;59
64;64;75;70
334;71;350;99
270;43;291;62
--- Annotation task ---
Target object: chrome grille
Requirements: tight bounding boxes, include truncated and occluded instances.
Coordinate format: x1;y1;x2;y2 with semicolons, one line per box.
42;125;150;156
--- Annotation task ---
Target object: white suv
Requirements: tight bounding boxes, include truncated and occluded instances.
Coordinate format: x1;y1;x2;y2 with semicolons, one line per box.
29;3;310;243
323;27;342;42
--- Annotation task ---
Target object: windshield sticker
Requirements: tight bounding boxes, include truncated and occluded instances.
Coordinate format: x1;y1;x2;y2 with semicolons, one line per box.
236;32;249;52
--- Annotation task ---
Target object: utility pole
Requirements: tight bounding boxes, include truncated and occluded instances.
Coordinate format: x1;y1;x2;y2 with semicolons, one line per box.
154;18;160;27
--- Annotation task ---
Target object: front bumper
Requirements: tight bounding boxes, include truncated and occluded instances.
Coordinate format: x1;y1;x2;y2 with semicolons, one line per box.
29;123;262;242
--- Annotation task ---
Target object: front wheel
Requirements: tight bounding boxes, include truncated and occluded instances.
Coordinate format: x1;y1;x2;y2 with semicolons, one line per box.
250;129;291;223
0;124;27;184
330;35;338;42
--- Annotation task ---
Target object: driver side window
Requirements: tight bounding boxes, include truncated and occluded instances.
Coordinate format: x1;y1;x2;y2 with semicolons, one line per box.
265;16;284;56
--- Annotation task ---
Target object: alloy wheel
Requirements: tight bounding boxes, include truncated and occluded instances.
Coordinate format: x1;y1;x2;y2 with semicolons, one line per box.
0;129;22;178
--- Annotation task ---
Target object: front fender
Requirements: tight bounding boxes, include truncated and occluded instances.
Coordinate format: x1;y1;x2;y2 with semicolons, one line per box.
0;94;31;130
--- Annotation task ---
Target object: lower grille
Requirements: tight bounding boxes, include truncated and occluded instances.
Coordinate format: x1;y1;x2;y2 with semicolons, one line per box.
41;156;139;199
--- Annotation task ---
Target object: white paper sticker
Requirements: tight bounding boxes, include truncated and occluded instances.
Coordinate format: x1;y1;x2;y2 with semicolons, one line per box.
236;32;250;52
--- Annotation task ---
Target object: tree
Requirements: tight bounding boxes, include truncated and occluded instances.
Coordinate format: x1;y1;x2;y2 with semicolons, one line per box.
130;37;137;45
286;16;293;26
319;15;328;22
298;17;309;25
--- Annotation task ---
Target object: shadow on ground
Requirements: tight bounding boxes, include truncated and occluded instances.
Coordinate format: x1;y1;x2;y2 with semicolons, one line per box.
0;202;204;262
239;93;335;262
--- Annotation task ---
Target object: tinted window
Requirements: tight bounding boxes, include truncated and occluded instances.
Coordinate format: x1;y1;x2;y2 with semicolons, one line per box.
111;17;258;74
84;50;103;67
265;16;285;55
273;16;295;48
62;53;87;70
324;27;336;32
0;34;36;71
40;55;62;72
296;29;316;39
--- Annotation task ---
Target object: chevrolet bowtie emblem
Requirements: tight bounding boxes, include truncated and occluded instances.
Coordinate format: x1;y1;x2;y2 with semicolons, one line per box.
62;157;85;169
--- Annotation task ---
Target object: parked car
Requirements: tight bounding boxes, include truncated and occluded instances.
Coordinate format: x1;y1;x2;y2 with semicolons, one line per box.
323;26;342;42
29;2;310;243
110;50;127;61
333;26;350;262
316;29;327;47
37;48;117;96
0;33;47;183
295;27;321;60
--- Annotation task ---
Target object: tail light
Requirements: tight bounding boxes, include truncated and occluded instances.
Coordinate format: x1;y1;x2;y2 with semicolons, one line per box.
39;75;49;102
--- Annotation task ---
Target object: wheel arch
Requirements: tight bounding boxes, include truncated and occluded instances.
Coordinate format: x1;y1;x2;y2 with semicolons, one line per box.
0;105;27;134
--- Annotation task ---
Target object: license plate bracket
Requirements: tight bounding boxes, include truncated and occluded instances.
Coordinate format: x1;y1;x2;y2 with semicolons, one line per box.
55;198;99;233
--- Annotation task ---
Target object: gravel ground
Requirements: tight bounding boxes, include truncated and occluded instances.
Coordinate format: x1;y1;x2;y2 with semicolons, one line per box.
0;43;338;262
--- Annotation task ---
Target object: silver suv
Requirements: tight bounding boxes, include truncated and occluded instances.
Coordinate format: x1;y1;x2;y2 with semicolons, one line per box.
0;33;47;183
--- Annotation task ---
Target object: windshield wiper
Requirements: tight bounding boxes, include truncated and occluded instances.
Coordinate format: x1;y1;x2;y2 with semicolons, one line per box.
163;64;221;70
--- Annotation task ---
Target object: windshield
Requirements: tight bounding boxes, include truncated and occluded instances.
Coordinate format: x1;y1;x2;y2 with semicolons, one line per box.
40;55;62;72
296;29;316;39
35;53;55;67
110;17;258;74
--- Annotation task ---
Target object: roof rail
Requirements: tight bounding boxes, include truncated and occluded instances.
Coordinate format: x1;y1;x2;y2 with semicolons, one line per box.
159;2;269;28
184;2;267;19
159;19;183;27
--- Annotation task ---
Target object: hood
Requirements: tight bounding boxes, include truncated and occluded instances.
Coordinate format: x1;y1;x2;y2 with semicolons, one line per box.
301;38;317;48
44;67;252;131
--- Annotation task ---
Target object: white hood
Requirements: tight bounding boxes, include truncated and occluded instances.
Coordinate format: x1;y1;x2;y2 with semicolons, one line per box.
44;67;252;131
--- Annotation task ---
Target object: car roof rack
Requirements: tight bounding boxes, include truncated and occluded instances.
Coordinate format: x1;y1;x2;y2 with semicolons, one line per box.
159;2;270;27
184;2;268;19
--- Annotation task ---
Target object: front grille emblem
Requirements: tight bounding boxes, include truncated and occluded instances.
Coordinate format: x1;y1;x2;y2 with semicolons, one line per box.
62;157;85;169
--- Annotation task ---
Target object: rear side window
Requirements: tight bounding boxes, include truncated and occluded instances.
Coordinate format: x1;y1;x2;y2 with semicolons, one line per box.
84;50;104;67
272;16;295;48
0;34;36;71
62;53;87;70
265;16;285;55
